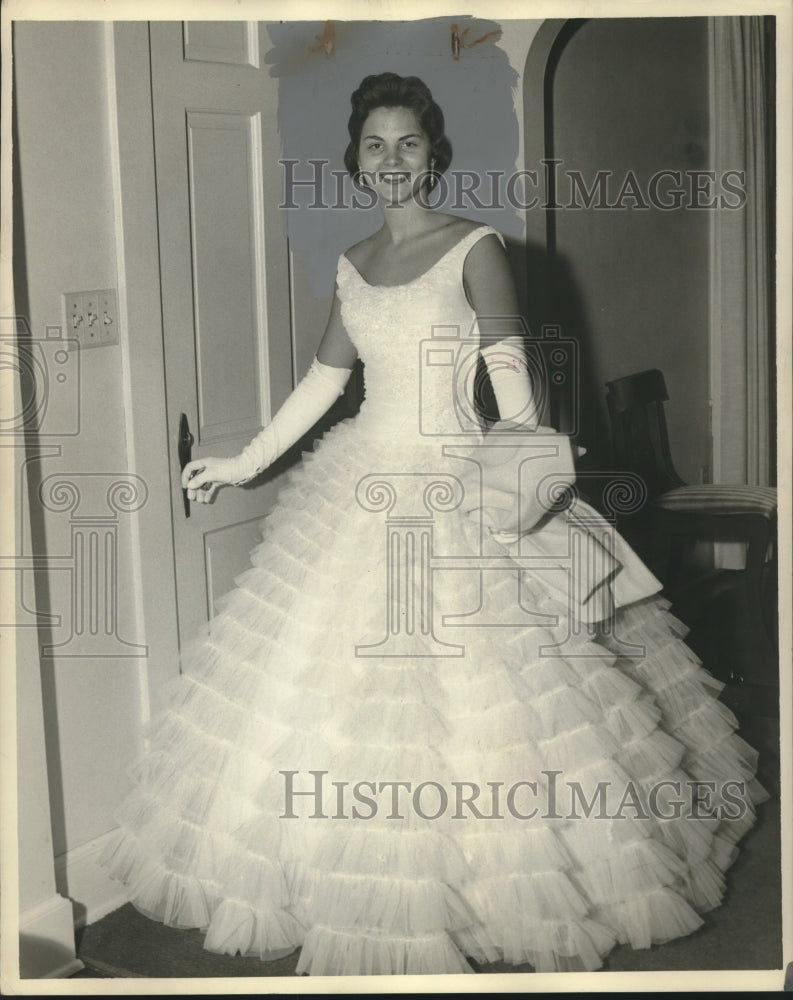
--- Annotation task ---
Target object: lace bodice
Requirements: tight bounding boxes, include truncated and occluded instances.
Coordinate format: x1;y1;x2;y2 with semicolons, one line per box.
336;225;505;444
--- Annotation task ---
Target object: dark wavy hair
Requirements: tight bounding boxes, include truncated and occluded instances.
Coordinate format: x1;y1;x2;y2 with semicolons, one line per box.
343;73;453;184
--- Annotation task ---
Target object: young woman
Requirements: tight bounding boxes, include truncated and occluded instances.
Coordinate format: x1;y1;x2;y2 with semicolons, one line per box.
103;72;766;977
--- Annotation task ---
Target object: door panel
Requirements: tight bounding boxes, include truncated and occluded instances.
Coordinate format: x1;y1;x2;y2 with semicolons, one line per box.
183;21;259;66
204;517;268;621
150;21;293;650
186;110;267;441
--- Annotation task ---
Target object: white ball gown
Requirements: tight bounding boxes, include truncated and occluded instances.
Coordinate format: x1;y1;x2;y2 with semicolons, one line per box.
102;225;767;976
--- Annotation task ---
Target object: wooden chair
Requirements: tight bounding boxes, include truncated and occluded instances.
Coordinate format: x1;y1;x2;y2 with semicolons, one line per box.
605;369;777;685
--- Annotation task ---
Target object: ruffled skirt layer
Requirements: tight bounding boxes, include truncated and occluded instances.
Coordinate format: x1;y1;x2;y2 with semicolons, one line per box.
102;418;768;975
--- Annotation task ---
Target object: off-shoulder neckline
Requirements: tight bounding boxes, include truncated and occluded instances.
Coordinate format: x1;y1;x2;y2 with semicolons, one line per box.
340;224;500;290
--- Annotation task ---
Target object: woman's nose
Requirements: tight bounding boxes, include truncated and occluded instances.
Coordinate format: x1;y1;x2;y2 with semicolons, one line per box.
384;147;402;165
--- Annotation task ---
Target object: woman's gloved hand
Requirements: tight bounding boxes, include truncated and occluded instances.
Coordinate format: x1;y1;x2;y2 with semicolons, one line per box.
460;336;580;538
181;357;352;504
459;424;577;538
182;457;246;503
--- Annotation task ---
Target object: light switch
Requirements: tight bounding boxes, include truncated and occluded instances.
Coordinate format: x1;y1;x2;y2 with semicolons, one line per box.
65;293;83;337
63;289;119;349
96;289;119;345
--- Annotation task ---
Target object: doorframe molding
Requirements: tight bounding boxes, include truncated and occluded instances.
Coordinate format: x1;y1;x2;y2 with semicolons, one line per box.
522;18;570;249
707;16;723;487
106;21;181;721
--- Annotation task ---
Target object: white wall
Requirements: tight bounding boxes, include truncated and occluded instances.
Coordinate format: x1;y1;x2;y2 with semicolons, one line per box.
16;443;83;978
13;21;143;909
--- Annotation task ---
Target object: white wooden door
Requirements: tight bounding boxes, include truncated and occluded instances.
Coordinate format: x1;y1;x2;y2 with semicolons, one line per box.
149;21;294;648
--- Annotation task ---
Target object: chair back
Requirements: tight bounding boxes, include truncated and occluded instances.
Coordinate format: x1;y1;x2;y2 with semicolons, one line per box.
605;369;686;498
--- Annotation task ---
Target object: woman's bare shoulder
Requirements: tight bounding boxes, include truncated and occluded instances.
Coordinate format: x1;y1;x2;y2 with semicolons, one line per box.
433;214;482;239
343;215;493;268
436;216;506;256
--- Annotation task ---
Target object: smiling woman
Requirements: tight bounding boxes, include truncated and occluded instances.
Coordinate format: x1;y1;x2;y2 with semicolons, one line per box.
338;75;506;292
267;18;520;301
101;69;768;979
344;73;451;209
358;108;428;186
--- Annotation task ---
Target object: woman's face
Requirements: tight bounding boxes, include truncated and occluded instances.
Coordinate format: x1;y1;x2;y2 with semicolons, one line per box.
357;106;432;205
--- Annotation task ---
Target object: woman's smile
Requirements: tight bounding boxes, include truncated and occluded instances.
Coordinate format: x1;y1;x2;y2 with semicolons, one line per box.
358;106;432;203
380;171;410;184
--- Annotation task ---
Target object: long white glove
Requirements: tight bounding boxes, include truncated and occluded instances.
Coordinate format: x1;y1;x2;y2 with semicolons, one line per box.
463;335;577;536
182;357;352;501
479;335;540;428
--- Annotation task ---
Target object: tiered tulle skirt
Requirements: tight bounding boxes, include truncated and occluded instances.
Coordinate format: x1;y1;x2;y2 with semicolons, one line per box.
102;418;768;975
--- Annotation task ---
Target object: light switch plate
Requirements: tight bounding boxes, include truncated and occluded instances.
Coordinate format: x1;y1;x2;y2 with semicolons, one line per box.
63;289;119;349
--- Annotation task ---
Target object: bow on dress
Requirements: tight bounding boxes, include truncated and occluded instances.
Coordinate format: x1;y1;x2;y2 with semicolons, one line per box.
457;423;663;626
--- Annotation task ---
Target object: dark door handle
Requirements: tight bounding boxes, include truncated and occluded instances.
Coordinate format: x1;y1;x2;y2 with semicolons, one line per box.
178;412;194;518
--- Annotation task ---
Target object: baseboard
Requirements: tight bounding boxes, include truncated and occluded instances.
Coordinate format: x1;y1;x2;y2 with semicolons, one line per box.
54;830;128;928
19;894;84;979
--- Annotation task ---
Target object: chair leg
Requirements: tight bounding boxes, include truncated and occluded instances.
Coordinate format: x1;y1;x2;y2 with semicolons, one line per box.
739;518;778;686
762;544;778;646
649;514;778;687
664;534;696;590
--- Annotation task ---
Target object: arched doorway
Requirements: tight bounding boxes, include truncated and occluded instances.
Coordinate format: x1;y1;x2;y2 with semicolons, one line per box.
523;17;713;483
